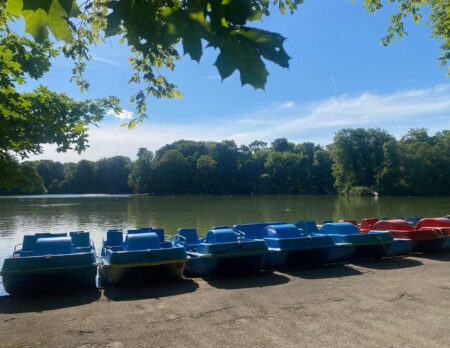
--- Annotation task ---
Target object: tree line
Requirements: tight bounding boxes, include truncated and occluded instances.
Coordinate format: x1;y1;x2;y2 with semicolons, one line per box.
1;128;449;196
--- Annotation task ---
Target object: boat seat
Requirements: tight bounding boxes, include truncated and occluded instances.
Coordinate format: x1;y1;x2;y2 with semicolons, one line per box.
264;224;302;239
416;218;450;230
177;228;199;249
372;219;414;231
294;221;319;234
234;222;286;239
320;222;360;235
205;229;238;244
106;230;123;247
70;231;90;248
125;232;160;251
22;233;69;252
36;232;68;238
35;237;72;255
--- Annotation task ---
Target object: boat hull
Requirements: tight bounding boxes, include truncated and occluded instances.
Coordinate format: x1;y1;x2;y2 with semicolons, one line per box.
100;260;186;285
352;244;391;259
264;247;333;269
328;245;355;263
2;265;97;295
441;237;450;250
327;232;393;260
414;238;447;252
1;252;97;294
389;239;417;256
185;253;265;277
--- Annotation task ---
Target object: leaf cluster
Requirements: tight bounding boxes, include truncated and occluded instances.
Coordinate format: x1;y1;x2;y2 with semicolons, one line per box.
362;0;450;71
4;0;303;123
0;28;119;158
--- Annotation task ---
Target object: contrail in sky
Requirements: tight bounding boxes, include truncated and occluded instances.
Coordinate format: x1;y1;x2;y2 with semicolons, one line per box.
330;73;336;92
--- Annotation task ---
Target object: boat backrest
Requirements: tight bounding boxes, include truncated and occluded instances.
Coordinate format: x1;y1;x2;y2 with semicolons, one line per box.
177;228;199;246
294;221;319;234
213;225;229;230
416;218;450;230
205;229;238;244
151;228;165;242
322;220;333;224
128;227;153;234
320;222;360;235
405;217;421;226
371;219;414;231
35;237;72;255
360;218;379;231
106;230;123;247
234;222;286;239
264;224;301;239
22;235;38;251
340;219;358;226
125;232;160;251
70;231;90;248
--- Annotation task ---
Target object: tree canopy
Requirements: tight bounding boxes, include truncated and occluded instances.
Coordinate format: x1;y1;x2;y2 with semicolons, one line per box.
3;128;449;197
2;0;449;123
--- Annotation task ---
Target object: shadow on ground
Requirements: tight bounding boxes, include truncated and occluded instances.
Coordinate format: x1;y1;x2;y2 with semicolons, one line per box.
205;270;289;289
351;257;423;270
103;278;199;301
0;288;101;314
413;251;450;262
281;263;363;279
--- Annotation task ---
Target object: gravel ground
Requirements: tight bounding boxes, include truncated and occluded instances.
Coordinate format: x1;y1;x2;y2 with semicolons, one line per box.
1;254;450;348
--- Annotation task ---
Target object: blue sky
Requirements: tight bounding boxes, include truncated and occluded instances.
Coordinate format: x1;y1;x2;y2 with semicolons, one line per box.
18;0;450;161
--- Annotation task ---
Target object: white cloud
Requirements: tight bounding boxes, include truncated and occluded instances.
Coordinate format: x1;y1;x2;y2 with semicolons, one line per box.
107;109;133;121
279;101;296;109
29;84;450;161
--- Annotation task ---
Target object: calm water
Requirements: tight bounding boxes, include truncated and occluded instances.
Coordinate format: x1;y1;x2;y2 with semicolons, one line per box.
0;194;449;293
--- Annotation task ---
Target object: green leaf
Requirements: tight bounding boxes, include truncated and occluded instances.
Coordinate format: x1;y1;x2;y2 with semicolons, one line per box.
215;38;269;89
48;0;73;41
171;90;183;98
105;12;122;37
127;119;138;129
5;0;24;16
23;9;49;43
74;123;87;133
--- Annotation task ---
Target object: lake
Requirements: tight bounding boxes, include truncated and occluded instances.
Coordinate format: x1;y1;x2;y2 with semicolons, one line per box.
0;194;449;294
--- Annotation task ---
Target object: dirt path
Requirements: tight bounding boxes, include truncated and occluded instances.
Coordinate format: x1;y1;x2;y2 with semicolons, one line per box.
1;254;450;348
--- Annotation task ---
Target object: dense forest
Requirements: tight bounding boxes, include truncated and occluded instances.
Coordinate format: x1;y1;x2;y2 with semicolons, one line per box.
1;128;449;196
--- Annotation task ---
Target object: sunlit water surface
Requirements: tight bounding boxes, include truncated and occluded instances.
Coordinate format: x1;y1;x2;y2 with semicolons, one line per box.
0;194;449;294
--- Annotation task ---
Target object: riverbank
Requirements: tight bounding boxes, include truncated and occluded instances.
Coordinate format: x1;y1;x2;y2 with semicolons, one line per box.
1;254;450;347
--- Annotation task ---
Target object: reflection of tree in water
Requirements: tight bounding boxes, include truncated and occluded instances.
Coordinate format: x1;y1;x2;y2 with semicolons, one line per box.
333;196;450;222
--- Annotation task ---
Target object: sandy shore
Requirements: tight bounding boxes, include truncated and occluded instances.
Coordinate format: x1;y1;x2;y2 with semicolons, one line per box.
1;254;450;348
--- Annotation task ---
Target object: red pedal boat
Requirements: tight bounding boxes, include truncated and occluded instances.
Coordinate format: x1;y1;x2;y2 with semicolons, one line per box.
361;218;448;253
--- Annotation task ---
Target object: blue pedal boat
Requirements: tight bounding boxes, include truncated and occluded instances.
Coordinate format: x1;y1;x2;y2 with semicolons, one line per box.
234;222;334;268
317;222;394;260
0;231;97;294
174;228;267;276
99;228;187;285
